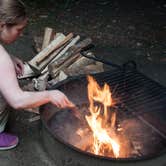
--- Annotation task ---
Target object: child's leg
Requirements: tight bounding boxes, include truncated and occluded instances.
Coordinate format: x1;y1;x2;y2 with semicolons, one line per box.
0;109;9;133
0;99;19;150
0;95;8;133
0;94;9;133
0;95;18;150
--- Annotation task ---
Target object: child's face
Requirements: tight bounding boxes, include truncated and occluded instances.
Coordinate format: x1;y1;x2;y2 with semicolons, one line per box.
0;18;27;44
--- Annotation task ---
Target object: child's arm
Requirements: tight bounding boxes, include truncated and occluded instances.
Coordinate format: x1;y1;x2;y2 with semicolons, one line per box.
0;45;73;111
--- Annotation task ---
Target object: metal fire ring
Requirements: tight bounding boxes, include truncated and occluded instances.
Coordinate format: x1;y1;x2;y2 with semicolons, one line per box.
40;70;166;166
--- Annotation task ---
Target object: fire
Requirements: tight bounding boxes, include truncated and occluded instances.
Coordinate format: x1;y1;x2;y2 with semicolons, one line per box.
85;76;120;158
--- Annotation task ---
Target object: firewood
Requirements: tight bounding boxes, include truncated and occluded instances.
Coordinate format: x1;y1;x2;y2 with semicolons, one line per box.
41;27;55;50
58;70;68;81
47;78;59;88
32;72;49;91
18;62;36;79
49;53;81;78
34;45;65;74
65;62;104;76
46;70;69;88
68;55;95;71
28;33;73;73
53;35;80;61
33;36;43;53
40;35;80;74
83;62;104;73
48;38;92;78
36;33;73;65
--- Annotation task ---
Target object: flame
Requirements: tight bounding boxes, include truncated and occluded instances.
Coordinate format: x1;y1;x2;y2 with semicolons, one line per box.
85;76;120;158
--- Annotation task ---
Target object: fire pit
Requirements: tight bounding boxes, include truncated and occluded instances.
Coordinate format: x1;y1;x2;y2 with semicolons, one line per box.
40;66;166;165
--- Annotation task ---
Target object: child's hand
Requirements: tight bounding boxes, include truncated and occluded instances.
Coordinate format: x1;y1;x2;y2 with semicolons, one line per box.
12;57;24;76
49;90;74;108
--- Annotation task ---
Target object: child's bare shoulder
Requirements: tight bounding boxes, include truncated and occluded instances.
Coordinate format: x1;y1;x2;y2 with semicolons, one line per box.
0;45;11;62
0;45;6;51
0;45;8;55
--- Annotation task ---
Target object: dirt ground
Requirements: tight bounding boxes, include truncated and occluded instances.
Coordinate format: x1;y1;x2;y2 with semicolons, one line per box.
0;0;166;165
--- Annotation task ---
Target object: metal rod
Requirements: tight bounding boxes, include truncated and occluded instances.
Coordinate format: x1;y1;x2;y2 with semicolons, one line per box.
138;115;166;140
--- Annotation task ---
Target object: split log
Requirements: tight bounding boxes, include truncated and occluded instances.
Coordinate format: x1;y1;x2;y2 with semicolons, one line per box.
32;72;49;91
49;53;81;78
41;27;55;50
53;35;80;61
33;36;43;53
65;62;104;76
40;35;80;74
28;33;73;73
34;45;65;74
58;70;68;81
68;54;95;71
83;62;104;74
36;33;73;65
48;38;92;78
18;62;36;79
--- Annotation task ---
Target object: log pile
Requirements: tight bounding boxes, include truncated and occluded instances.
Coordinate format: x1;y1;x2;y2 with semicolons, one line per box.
19;27;104;91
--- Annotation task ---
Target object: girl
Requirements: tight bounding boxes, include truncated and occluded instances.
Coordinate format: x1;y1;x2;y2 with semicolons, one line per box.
0;0;73;150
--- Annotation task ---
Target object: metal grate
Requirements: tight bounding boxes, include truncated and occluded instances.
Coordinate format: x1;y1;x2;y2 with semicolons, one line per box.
93;68;166;140
95;69;166;116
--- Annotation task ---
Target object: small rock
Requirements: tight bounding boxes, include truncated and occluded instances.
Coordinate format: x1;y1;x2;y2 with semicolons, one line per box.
112;19;117;23
128;25;135;30
39;15;48;18
136;42;142;47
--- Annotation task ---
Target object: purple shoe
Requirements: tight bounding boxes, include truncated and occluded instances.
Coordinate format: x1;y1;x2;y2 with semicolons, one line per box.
0;132;19;150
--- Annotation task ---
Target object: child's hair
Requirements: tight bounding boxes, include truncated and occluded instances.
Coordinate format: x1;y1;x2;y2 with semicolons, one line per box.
0;0;27;26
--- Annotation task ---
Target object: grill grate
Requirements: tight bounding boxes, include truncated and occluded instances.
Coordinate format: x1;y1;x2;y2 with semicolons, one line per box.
91;69;166;140
95;69;166;116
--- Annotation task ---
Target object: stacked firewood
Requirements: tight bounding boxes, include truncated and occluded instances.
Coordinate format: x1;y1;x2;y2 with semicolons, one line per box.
19;27;104;91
